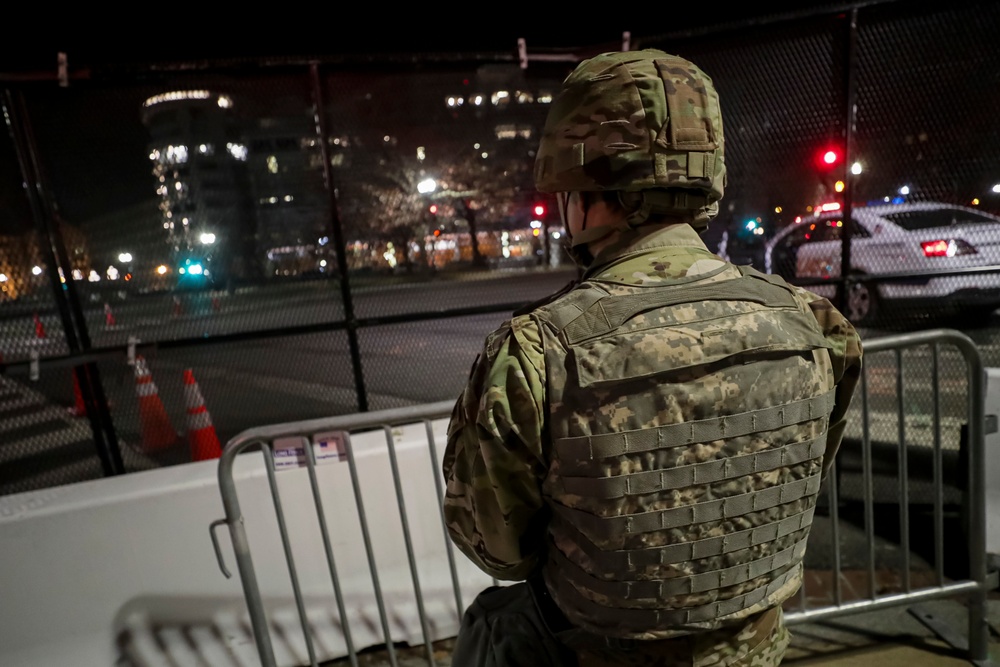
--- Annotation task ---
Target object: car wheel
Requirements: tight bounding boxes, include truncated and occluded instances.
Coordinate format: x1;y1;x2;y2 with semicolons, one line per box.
846;279;879;326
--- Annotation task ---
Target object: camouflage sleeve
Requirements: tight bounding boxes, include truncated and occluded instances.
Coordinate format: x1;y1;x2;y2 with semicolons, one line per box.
441;316;548;581
793;287;864;475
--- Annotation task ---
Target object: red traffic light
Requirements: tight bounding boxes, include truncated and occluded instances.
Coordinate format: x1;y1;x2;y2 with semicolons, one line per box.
815;147;842;170
533;204;546;217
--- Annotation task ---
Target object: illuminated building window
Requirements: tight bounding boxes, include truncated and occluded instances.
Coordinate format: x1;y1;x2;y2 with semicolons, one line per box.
227;143;248;161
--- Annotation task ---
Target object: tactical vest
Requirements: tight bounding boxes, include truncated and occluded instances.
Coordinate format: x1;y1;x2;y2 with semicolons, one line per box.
531;264;836;640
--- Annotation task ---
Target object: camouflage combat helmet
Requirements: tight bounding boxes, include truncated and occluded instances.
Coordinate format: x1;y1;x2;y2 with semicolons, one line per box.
534;49;725;231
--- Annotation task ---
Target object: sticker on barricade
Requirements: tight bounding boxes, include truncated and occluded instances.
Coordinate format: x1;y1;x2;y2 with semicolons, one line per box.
272;431;348;470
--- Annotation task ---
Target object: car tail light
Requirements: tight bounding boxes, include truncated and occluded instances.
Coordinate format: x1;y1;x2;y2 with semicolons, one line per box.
921;238;977;257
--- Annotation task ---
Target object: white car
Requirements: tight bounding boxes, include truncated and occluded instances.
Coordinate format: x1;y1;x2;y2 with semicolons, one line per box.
763;201;1000;326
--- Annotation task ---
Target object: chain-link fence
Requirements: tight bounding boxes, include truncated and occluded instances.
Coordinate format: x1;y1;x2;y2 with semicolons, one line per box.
1;1;998;495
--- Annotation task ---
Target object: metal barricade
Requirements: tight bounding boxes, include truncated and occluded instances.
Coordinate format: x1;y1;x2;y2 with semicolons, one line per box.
210;328;991;666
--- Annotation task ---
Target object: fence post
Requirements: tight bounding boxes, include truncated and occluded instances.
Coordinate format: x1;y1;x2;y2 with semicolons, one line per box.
1;88;124;476
308;63;369;413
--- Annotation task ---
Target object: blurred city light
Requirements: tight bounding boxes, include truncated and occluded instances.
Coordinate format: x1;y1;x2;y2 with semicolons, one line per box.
156;265;168;275
851;162;863;175
31;266;42;276
118;252;133;263
899;185;911;195
200;233;216;245
417;178;437;194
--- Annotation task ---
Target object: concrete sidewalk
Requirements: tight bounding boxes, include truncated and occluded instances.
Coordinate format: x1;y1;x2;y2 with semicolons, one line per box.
322;594;1000;665
782;597;1000;665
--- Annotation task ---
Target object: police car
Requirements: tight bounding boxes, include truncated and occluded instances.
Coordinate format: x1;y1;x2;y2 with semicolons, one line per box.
763;201;1000;326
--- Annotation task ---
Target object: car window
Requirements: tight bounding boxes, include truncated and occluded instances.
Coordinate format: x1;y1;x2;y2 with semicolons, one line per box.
779;218;869;246
882;208;1000;230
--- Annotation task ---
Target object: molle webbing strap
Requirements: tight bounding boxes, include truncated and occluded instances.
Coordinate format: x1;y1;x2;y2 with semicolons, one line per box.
555;390;836;460
543;285;610;331
551;560;801;627
550;536;808;600
562;273;797;345
560;433;826;498
552;473;822;540
552;505;816;569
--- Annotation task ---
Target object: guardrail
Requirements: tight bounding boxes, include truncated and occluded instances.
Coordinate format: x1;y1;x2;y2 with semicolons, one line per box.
210;328;991;666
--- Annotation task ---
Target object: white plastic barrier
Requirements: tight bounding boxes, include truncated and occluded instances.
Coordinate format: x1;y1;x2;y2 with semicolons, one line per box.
0;416;493;667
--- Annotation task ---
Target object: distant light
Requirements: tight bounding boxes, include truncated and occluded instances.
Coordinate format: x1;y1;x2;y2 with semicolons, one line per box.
0;274;6;282
472;95;484;106
179;267;186;275
417;147;426;161
533;204;546;217
142;90;211;108
200;233;216;245
107;266;120;281
216;95;232;109
417;178;437;194
428;204;439;214
118;252;133;263
318;236;329;246
820;202;842;212
851;162;863;175
71;269;83;280
532;228;540;236
745;220;757;230
32;266;43;276
753;227;764;236
188;263;204;276
972;198;981;206
88;270;100;282
891;196;905;204
227;142;248;161
774;206;783;214
481;152;488;159
992;184;1000;193
319;259;328;268
530;220;542;229
156;265;168;275
834;180;845;192
552;232;561;239
822;150;838;164
898;185;910;195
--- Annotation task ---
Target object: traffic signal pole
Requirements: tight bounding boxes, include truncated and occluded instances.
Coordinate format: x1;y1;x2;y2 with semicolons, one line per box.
839;8;859;316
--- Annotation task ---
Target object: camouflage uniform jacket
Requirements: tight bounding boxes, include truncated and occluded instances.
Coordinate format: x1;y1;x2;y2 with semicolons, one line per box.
443;222;863;656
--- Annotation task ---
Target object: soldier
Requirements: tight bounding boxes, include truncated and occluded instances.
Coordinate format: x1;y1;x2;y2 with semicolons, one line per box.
443;48;863;666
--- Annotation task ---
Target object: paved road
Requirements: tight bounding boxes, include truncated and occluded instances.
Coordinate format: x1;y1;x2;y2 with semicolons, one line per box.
0;266;992;497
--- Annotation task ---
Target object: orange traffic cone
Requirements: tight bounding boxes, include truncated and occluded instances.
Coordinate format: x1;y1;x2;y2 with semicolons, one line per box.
134;355;177;453
183;369;222;461
70;371;87;417
33;313;46;339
